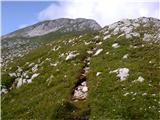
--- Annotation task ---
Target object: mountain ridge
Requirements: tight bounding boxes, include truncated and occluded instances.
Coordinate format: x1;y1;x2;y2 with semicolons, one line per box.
2;18;101;39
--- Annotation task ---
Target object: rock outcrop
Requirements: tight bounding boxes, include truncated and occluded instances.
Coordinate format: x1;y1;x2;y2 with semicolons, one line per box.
102;17;160;41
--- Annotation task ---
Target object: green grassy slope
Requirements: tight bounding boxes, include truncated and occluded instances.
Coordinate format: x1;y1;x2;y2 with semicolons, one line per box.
1;20;160;119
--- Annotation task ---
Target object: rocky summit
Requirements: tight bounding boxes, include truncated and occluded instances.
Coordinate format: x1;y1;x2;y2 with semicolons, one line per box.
1;17;160;120
2;18;101;38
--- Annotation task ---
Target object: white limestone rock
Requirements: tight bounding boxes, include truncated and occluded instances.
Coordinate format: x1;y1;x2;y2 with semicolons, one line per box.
50;62;59;67
27;73;40;84
108;23;118;31
113;27;120;35
84;41;92;45
132;76;144;83
131;32;140;37
16;78;23;88
9;72;16;77
103;35;111;40
117;34;125;38
17;66;23;72
123;92;129;96
73;81;88;100
143;34;154;41
94;35;100;39
96;42;102;45
28;62;34;67
117;68;129;81
123;54;128;59
73;90;87;99
32;64;38;72
59;53;65;58
87;50;93;55
65;51;79;60
0;87;8;95
110;68;129;81
142;93;147;96
81;81;87;86
103;30;109;35
112;43;120;48
31;73;39;79
133;23;140;28
82;86;88;92
52;46;61;51
96;72;102;76
94;49;103;56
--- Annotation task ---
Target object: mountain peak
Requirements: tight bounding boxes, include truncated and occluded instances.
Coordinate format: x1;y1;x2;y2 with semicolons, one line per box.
2;18;101;39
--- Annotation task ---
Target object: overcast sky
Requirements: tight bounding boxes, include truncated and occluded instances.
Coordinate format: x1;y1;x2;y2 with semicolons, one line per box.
2;0;160;35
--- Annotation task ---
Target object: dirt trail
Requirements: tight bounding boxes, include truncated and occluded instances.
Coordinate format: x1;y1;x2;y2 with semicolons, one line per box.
71;51;93;101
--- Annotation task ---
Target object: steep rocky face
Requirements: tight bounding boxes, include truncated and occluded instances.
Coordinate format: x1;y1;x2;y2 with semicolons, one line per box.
2;18;101;39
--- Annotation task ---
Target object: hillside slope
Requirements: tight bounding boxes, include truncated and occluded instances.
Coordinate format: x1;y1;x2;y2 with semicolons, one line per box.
1;18;101;66
1;17;160;120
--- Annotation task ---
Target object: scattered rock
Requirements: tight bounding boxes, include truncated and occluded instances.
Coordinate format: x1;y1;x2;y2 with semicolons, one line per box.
126;34;132;39
112;43;120;48
9;72;16;77
17;66;23;72
110;68;129;81
50;62;59;67
106;52;109;55
122;54;128;59
66;51;79;60
82;86;88;92
117;34;125;38
27;73;40;84
143;34;153;41
96;42;102;45
131;32;140;37
149;61;152;64
52;46;61;51
103;35;111;40
84;41;92;45
94;35;100;39
64;75;67;78
73;81;88;100
46;75;54;81
87;50;93;55
0;86;8;95
28;63;34;67
117;68;129;81
142;93;147;96
94;49;103;56
45;58;51;61
32;64;38;72
59;53;65;58
96;72;102;76
132;76;144;83
16;78;23;88
123;92;129;96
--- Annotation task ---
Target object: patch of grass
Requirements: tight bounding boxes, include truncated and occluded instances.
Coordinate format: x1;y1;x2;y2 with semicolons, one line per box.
1;28;160;120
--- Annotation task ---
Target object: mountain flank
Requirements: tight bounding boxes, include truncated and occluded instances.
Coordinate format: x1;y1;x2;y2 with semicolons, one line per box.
1;17;160;120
